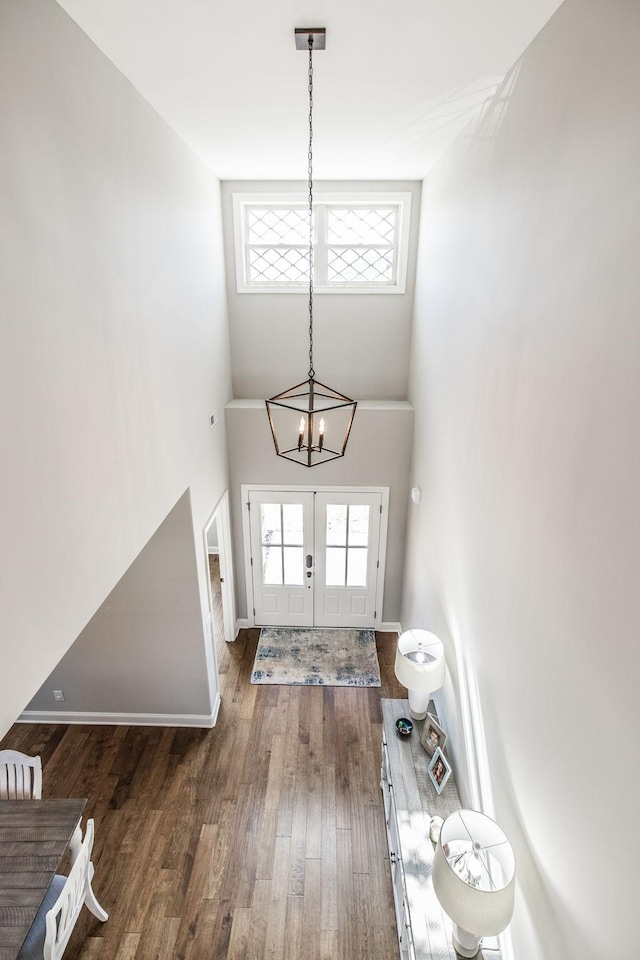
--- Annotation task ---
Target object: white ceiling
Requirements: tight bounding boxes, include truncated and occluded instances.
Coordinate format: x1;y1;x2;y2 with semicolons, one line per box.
56;0;563;181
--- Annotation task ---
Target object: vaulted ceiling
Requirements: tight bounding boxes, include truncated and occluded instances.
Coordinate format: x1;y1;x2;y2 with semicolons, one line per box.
56;0;563;180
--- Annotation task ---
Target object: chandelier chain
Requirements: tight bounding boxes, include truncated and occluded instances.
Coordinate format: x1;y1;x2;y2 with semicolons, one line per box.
307;36;315;381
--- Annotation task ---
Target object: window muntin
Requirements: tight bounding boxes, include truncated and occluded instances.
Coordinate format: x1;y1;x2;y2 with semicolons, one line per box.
233;192;411;294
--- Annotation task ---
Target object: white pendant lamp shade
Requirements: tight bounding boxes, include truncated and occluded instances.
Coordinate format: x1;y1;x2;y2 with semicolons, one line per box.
394;629;445;719
432;809;515;956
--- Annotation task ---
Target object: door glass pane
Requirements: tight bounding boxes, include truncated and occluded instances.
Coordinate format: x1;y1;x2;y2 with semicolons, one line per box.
282;504;304;546
261;503;282;545
263;545;283;584
326;547;347;586
326;505;347;545
347;548;368;587
348;505;370;546
283;547;304;585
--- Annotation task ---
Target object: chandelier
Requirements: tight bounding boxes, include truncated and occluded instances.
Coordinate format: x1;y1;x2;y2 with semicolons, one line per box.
265;28;357;467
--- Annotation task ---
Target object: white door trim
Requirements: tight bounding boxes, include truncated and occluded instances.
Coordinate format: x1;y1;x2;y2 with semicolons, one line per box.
241;484;389;629
203;490;237;645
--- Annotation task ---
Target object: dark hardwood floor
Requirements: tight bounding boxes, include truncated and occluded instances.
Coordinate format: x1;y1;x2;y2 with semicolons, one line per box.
1;629;406;959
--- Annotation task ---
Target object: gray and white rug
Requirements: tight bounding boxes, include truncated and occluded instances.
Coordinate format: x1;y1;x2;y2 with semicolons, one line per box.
251;627;381;687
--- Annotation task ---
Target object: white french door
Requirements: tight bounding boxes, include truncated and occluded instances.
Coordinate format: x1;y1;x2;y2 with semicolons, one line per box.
313;492;381;627
247;488;385;629
249;491;314;626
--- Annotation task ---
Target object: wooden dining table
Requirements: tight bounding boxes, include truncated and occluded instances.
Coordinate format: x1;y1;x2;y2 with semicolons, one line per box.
0;798;86;960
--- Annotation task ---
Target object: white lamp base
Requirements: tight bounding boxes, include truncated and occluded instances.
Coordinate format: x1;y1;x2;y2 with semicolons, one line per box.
407;689;431;720
452;923;481;958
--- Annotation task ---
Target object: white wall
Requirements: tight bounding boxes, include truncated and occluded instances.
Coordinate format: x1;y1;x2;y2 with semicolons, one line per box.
0;0;232;738
221;181;421;401
226;401;413;625
25;490;213;721
402;2;640;958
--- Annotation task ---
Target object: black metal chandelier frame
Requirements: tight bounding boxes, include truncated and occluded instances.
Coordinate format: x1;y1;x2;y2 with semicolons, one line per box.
265;28;357;468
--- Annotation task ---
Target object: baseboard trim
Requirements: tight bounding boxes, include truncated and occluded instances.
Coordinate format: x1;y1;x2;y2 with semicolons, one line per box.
210;691;221;726
236;618;250;633
17;706;220;729
207;547;220;555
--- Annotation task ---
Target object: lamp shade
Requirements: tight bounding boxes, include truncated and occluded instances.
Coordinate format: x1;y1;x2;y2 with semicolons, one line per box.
394;629;445;693
432;809;515;937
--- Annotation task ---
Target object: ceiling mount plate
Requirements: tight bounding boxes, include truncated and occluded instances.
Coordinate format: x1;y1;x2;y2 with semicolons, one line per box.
295;28;326;50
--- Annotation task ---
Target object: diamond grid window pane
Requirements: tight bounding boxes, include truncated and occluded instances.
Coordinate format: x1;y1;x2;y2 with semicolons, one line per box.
249;247;310;283
328;208;396;245
328;247;394;283
248;208;309;244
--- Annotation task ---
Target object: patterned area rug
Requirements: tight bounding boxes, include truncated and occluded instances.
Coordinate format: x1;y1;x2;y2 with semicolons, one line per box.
251;627;381;687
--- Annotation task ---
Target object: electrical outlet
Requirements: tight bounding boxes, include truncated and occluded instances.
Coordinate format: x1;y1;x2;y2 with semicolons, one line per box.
53;689;65;702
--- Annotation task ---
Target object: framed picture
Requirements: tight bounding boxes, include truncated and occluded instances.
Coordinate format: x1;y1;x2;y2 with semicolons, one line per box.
419;714;447;758
428;747;451;795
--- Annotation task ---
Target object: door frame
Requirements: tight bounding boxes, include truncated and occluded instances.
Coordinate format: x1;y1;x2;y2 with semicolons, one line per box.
241;484;389;628
203;490;237;646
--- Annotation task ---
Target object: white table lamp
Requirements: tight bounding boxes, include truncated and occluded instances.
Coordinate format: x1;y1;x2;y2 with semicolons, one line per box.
394;629;445;719
432;809;516;958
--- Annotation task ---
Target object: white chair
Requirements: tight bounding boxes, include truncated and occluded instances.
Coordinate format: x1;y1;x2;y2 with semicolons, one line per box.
0;749;42;799
18;818;108;960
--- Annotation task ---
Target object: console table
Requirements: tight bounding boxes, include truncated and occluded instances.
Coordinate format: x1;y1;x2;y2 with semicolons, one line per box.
380;699;501;960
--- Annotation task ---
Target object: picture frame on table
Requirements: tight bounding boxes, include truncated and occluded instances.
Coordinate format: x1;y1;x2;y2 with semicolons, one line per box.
419;713;447;758
428;747;451;795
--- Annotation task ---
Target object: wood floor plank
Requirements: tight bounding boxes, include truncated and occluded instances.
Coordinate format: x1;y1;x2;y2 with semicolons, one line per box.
304;721;323;860
113;933;140;960
226;906;252;960
287;743;308;897
263;733;285;811
320;930;339;960
133;872;181;960
263;895;287;960
301;858;322;960
247;879;271;960
320;762;338;933
202;800;237;900
270;833;290;899
282;896;304;960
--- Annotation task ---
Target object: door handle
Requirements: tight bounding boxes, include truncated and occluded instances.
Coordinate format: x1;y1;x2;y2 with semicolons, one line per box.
306;554;313;568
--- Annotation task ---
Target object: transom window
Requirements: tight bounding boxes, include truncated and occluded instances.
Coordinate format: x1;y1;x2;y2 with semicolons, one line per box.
233;192;411;294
